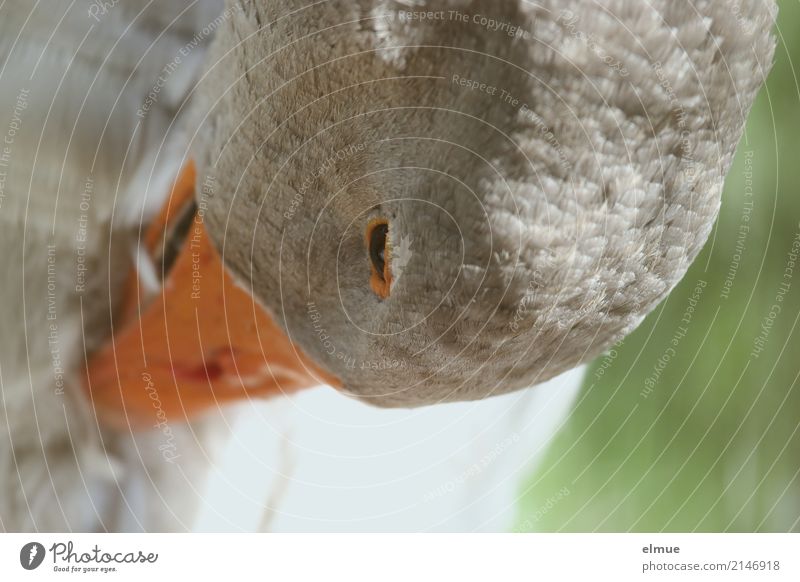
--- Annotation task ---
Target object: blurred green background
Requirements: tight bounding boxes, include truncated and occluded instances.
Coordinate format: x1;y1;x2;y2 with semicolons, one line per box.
518;0;800;532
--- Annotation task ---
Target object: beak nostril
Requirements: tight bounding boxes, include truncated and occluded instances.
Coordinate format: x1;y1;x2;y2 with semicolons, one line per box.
366;219;392;299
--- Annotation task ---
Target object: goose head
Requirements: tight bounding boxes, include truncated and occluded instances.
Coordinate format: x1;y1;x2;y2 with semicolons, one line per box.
86;0;775;425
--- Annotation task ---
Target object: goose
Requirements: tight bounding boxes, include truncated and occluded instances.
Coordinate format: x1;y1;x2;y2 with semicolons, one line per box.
0;0;775;531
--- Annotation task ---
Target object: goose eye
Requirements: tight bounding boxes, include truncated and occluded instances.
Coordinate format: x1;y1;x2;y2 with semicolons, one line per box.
366;219;392;299
369;223;388;280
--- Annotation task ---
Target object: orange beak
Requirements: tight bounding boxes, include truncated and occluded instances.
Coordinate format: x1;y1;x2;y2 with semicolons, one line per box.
84;162;339;429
